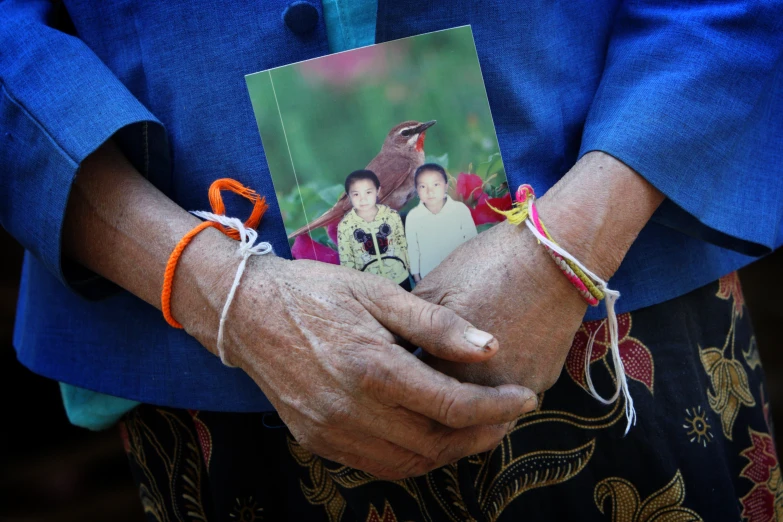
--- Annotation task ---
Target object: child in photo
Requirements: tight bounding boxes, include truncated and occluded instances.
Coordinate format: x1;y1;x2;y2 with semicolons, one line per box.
405;163;477;282
337;170;412;290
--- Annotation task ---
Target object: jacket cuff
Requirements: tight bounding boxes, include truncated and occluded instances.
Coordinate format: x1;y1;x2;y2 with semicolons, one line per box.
579;2;783;257
0;14;170;297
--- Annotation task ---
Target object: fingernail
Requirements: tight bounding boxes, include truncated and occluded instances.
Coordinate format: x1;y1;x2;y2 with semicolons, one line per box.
523;394;539;411
465;326;495;351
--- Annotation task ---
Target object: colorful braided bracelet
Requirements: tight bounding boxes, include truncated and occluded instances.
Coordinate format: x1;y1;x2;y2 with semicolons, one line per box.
492;184;636;434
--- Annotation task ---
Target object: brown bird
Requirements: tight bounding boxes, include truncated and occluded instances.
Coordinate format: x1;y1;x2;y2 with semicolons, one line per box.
288;120;436;239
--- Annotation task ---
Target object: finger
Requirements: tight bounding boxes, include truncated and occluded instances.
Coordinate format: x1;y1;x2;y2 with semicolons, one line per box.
433;424;510;464
303;433;438;480
360;283;500;363
324;432;439;479
367;345;538;429
314;413;509;476
318;450;427;481
364;404;514;466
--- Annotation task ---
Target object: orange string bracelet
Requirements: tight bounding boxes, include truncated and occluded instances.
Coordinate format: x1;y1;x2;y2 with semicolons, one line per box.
161;178;268;329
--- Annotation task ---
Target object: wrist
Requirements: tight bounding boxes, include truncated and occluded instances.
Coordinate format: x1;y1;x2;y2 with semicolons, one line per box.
535;151;664;281
170;226;281;358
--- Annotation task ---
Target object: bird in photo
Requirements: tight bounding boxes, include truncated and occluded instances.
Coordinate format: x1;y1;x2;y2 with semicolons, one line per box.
288;120;436;239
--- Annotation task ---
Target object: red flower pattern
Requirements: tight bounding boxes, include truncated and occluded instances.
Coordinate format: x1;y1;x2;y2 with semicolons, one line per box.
740;428;783;522
366;501;398;522
565;313;654;394
188;410;213;469
716;272;745;318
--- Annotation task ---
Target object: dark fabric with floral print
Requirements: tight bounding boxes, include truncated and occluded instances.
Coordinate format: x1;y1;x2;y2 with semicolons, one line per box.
121;274;781;522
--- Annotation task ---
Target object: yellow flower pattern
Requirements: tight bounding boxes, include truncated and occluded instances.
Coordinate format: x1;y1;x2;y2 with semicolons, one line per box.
699;273;756;441
700;345;756;440
118;273;769;522
594;471;702;522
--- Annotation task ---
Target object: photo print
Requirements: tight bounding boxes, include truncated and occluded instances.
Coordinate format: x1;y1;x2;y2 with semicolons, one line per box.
246;26;511;289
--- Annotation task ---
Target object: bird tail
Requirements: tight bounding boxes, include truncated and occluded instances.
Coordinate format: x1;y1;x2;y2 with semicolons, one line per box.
288;206;345;239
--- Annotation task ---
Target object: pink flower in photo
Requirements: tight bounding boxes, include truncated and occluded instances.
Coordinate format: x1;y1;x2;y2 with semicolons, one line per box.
291;235;340;264
299;46;388;87
326;221;339;246
470;193;512;226
455;173;484;203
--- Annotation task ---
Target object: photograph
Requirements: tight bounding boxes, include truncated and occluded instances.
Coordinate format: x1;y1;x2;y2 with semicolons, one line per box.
246;26;512;287
3;2;782;520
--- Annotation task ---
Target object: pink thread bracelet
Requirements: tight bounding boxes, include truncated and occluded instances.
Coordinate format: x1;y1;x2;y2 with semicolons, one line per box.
513;185;600;306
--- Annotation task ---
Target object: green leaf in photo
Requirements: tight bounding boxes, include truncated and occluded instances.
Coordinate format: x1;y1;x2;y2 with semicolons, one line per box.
425;152;449;169
318;184;346;205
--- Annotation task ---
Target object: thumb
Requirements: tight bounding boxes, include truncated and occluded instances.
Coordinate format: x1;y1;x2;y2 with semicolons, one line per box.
362;283;500;363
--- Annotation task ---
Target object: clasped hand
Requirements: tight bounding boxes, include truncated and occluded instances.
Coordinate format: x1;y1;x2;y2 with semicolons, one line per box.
413;151;662;392
414;218;588;391
198;255;538;480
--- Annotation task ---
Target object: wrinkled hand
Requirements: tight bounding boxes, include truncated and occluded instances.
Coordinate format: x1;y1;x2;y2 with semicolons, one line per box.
414;219;588;391
185;251;538;480
62;140;540;480
413;152;664;392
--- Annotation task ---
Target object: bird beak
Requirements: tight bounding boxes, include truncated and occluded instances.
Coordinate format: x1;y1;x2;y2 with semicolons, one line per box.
415;120;436;134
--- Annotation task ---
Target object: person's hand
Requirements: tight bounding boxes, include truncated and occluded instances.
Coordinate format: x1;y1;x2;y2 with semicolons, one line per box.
413;220;587;390
413;152;664;391
177;243;539;480
64;141;537;481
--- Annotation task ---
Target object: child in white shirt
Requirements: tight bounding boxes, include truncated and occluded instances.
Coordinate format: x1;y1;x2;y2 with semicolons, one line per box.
405;163;477;281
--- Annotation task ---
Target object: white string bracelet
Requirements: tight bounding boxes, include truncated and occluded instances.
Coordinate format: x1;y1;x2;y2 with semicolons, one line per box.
523;205;636;435
191;210;274;366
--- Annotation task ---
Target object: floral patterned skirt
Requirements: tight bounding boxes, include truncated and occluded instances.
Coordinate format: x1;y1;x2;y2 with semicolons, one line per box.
120;273;780;522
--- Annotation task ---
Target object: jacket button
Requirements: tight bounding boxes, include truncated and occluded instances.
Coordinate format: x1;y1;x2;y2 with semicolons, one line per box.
283;1;319;34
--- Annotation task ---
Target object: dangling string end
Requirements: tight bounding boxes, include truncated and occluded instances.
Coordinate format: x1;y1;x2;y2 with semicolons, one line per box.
491;184;637;435
161;179;273;368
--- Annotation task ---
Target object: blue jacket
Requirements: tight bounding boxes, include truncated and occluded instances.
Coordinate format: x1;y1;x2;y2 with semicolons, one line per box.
2;0;781;412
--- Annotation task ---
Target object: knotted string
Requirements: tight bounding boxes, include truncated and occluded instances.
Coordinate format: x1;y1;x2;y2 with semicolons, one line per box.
491;185;636;434
190;211;273;366
161;178;272;366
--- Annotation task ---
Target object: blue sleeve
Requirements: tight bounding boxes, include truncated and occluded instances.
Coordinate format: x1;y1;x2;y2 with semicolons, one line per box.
580;1;783;256
0;0;168;297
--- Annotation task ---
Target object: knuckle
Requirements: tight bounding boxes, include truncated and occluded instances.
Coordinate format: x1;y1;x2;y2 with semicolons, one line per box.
412;303;457;349
412;427;449;463
430;304;459;336
433;445;458;467
358;356;396;398
414;303;435;331
438;388;469;428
